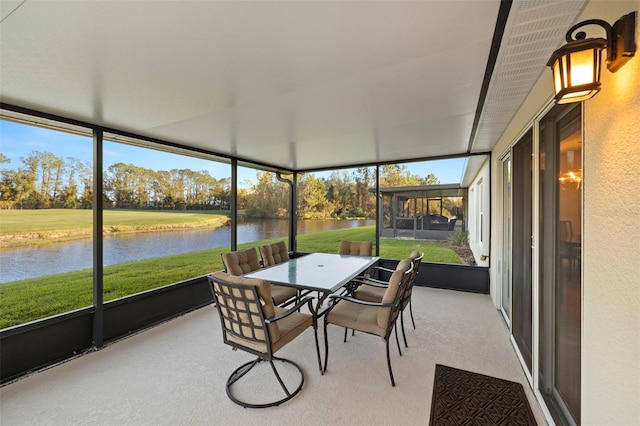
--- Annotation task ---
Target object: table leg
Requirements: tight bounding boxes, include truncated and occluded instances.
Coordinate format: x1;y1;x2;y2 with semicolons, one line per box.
311;291;331;374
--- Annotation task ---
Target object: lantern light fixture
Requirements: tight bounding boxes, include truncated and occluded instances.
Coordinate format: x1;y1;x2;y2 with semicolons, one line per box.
547;11;637;104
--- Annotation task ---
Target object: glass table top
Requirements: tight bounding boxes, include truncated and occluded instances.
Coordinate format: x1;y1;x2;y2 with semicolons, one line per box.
243;252;379;293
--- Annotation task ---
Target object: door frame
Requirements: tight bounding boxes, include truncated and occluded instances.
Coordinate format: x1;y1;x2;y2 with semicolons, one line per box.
500;98;583;426
498;152;512;328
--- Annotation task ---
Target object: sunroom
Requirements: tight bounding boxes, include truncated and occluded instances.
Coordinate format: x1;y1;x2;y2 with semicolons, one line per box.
1;1;639;425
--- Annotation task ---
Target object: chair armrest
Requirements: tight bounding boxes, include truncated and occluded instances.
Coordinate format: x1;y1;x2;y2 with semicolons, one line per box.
351;277;389;288
266;296;313;323
328;294;393;307
371;266;395;274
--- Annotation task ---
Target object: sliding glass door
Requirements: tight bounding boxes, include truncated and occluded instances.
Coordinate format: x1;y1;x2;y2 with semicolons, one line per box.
503;102;582;426
512;130;534;373
539;103;582;425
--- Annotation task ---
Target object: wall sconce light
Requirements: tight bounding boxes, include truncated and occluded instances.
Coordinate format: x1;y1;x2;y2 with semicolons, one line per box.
547;11;637;104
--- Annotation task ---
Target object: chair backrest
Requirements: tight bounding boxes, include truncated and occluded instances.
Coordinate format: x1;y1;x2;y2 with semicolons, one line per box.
402;251;423;309
408;250;423;282
260;241;290;267
221;247;261;275
339;240;373;256
208;271;280;356
377;259;412;331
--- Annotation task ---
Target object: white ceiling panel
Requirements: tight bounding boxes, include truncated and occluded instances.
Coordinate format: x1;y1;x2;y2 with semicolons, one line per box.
1;0;586;172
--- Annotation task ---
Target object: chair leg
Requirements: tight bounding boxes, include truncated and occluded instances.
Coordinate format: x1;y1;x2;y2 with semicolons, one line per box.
401;311;408;348
313;319;323;374
385;338;396;387
226;356;305;408
227;357;261;387
269;360;292;397
394;323;402;356
323;318;330;373
343;327;356;342
409;299;416;329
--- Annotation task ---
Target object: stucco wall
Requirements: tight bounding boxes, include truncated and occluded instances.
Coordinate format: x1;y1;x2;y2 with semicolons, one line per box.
489;0;640;424
468;158;490;267
581;1;640;424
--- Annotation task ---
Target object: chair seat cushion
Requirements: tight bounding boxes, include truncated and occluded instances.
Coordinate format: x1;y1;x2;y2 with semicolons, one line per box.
327;300;386;338
271;308;313;353
354;285;385;303
225;306;312;354
270;284;298;306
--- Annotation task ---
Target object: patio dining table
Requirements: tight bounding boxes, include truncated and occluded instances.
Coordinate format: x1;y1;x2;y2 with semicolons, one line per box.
243;252;380;373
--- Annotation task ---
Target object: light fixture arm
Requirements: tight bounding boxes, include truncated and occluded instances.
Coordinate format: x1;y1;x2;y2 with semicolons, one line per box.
564;12;636;72
565;19;613;44
566;19;616;67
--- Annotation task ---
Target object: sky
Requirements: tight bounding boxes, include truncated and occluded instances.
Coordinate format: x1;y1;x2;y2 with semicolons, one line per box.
0;119;466;185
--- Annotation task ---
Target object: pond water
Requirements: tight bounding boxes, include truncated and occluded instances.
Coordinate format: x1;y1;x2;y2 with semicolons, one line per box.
0;219;374;283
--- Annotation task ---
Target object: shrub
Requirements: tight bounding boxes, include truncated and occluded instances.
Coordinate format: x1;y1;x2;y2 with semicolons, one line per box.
448;230;469;246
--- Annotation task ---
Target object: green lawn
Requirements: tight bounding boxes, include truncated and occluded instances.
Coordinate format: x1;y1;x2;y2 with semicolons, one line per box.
0;226;462;329
0;209;230;247
0;209;230;233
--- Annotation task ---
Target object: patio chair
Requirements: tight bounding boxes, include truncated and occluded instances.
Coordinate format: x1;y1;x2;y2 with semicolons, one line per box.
207;272;317;408
221;247;297;306
338;240;373;256
339;240;373;283
352;251;423;348
259;241;290;267
322;260;412;386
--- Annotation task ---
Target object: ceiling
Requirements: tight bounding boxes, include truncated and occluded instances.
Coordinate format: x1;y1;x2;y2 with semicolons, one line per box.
0;1;585;173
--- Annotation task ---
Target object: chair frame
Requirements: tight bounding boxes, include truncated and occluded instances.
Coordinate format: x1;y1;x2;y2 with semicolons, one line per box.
351;252;423;347
322;263;412;387
208;274;317;408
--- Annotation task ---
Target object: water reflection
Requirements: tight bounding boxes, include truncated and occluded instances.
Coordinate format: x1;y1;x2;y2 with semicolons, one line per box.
1;219;373;283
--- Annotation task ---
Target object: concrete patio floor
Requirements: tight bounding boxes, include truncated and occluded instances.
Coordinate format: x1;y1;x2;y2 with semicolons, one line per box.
1;286;546;425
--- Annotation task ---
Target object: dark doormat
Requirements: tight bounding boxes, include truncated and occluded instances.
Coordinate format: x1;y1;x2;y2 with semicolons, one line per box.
429;364;537;425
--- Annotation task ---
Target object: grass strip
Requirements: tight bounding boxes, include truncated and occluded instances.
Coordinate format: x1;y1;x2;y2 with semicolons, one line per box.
0;226;461;329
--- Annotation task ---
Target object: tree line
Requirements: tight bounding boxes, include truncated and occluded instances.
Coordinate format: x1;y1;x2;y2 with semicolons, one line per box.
0;151;439;219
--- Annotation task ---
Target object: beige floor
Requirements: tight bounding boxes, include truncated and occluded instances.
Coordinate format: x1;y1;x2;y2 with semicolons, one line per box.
0;287;546;425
